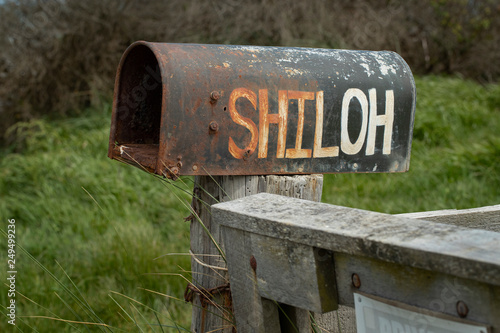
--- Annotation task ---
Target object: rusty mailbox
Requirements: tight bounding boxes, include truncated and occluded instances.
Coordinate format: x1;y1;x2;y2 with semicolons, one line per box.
108;42;416;179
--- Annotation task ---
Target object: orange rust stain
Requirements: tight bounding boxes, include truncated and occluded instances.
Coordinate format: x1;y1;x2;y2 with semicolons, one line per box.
191;97;203;114
228;88;259;159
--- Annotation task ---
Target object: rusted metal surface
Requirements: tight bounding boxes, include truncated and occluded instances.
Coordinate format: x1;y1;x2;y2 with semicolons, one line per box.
108;42;416;178
352;273;361;289
250;255;257;273
456;301;469;318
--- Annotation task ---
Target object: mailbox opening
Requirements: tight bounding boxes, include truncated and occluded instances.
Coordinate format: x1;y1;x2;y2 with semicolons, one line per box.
110;44;162;173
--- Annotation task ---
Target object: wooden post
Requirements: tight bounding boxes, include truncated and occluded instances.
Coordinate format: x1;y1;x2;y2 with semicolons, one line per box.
189;175;323;333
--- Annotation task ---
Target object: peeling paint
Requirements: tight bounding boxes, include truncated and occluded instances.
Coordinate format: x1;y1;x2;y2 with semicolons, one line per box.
108;42;416;179
361;63;374;77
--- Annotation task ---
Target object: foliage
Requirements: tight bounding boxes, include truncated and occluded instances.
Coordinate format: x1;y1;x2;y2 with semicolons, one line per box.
1;0;499;146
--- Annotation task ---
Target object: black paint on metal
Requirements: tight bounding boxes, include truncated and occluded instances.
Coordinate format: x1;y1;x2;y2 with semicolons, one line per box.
108;42;416;179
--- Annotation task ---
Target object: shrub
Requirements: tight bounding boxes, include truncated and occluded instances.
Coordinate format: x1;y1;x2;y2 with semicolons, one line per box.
1;0;499;146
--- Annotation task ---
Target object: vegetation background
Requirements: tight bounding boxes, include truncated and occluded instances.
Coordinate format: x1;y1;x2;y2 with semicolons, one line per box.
0;0;499;331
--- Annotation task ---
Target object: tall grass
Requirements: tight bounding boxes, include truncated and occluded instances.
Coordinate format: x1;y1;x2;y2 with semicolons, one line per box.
1;105;193;331
0;76;499;331
322;76;500;212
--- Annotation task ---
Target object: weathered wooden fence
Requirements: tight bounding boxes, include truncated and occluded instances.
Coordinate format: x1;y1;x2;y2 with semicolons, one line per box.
213;193;500;332
107;41;496;333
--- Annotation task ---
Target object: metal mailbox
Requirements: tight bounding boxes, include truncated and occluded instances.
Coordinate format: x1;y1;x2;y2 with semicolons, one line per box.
108;41;416;179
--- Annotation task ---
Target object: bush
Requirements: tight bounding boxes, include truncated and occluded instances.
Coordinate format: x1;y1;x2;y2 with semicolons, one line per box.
1;0;499;146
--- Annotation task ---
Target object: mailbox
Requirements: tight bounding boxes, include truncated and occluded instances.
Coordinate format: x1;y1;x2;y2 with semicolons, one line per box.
108;42;416;179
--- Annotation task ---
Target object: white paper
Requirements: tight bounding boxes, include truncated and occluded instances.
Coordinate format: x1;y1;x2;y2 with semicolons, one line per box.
354;292;488;333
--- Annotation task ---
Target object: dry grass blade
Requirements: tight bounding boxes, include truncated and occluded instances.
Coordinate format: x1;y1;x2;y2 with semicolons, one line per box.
18;316;113;328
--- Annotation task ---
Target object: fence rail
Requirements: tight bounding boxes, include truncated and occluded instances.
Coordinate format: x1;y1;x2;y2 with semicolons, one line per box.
213;193;500;332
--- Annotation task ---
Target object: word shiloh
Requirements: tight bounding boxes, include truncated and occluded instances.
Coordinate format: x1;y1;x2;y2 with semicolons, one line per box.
228;87;395;160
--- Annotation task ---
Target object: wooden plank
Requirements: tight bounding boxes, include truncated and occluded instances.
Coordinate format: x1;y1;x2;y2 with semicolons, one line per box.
190;176;233;333
334;253;500;329
222;227;281;333
313;305;356;333
190;176;323;333
398;205;500;232
249;233;337;313
265;175;323;202
317;205;500;333
213;193;500;287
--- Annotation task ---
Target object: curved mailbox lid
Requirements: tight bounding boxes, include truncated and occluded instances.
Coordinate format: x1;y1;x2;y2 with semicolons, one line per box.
109;42;416;179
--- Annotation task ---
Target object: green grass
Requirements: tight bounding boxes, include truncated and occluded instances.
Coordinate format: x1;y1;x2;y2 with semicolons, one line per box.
0;76;499;332
322;76;500;212
0;106;193;331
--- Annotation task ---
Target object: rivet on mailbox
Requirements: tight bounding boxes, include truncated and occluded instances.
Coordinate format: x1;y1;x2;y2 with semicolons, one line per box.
108;42;416;179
